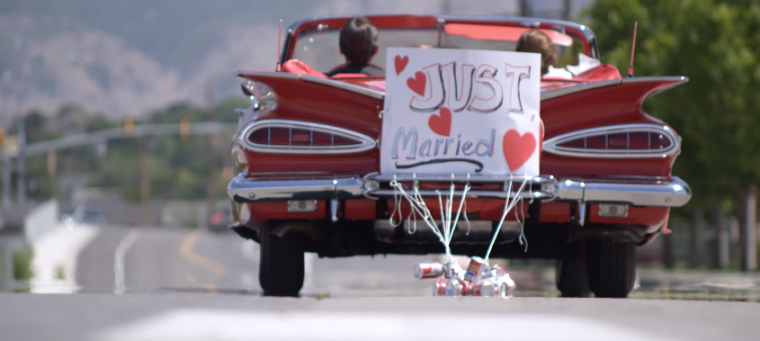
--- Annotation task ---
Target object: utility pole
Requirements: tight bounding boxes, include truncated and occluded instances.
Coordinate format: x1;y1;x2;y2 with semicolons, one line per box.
16;115;25;205
709;200;728;269
47;150;56;178
440;0;451;15
740;185;757;271
689;207;702;268
662;232;674;269
205;79;216;230
139;136;150;226
520;0;530;17
1;128;9;208
563;0;572;20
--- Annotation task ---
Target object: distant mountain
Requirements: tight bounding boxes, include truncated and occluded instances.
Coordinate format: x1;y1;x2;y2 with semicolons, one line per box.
0;0;587;120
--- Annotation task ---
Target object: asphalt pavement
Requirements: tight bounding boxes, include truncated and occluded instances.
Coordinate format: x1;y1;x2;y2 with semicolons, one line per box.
0;225;758;340
75;225;438;297
1;293;759;340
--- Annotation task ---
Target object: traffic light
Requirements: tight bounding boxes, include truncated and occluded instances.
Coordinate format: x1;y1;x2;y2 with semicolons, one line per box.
180;118;190;140
124;117;134;136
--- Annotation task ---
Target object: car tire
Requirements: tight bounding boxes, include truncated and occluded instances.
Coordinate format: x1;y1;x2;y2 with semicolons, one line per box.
555;243;591;297
259;223;304;297
586;239;637;298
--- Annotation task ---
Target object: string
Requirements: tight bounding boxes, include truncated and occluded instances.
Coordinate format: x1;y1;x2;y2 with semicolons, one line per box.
463;199;471;236
449;183;471;242
389;174;403;227
515;197;529;252
463;175;472;236
406;203;417;234
390;175;528;264
390;179;446;247
389;177;471;262
484;178;530;262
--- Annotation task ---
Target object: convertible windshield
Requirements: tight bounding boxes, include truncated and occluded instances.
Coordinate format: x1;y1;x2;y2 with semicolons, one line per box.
292;24;586;75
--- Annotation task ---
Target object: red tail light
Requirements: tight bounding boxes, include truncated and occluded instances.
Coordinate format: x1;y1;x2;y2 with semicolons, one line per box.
545;124;680;158
557;131;673;150
248;127;363;146
240;119;375;154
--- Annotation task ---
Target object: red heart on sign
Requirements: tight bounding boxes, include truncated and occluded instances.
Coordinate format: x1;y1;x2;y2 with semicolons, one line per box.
428;107;452;136
394;55;409;75
502;130;536;172
407;71;426;96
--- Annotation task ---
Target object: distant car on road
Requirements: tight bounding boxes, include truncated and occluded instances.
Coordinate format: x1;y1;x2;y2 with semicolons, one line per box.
208;207;232;233
61;207;106;226
226;14;691;298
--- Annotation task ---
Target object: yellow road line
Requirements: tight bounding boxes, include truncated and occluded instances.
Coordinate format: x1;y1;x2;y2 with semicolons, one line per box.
179;230;226;277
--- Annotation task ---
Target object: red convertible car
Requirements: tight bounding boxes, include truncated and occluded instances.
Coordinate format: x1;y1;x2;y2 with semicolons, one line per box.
227;14;691;298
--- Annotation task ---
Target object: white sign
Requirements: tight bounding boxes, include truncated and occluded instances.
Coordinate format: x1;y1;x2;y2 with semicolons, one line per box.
381;47;542;176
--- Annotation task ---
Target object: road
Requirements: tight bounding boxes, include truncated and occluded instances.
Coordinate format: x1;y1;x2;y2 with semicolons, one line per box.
0;225;758;340
76;225;439;297
2;292;760;340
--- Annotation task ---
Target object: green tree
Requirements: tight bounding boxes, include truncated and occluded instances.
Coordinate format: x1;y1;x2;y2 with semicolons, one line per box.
588;0;760;211
16;96;244;202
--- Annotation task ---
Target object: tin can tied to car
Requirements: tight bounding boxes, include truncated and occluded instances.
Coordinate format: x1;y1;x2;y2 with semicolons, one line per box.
414;263;444;279
415;256;517;297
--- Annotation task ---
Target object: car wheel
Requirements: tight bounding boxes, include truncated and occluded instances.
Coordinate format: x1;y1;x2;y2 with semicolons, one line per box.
586;239;637;298
259;223;305;297
555;243;591;297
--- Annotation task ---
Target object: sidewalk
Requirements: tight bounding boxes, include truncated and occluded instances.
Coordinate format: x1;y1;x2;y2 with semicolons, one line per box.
505;265;760;301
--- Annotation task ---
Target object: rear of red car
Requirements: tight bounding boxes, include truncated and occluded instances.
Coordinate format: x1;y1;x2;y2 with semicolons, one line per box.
227;15;691;298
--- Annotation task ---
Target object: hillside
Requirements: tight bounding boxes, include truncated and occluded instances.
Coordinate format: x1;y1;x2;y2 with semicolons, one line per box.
0;0;586;119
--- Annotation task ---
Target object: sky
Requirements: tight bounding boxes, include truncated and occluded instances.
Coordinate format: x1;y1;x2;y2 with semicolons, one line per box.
0;0;593;121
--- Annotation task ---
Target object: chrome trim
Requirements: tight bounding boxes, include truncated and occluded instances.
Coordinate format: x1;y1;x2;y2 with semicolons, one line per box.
282;14;599;63
555;179;585;201
577;204;586;227
366;172;552;184
541;79;621;101
581;177;691;207
239;119;376;154
554;176;691;206
230;142;247;175
368;189;551;200
228;172;692;212
249;94;260;110
542;124;680;159
229;172;691;208
236;72;384;100
541;76;688;101
227;173;364;203
363;172;554;200
330;198;339;222
621;76;689;84
239;79;277;112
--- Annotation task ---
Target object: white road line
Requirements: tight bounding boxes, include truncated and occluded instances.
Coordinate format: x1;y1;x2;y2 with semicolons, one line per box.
113;229;141;295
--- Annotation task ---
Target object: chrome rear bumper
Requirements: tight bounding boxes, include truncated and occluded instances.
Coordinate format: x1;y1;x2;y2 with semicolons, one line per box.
227;172;691;207
228;174;364;203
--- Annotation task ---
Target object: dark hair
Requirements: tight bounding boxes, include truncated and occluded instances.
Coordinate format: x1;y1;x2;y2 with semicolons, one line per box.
339;17;378;64
515;29;557;75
